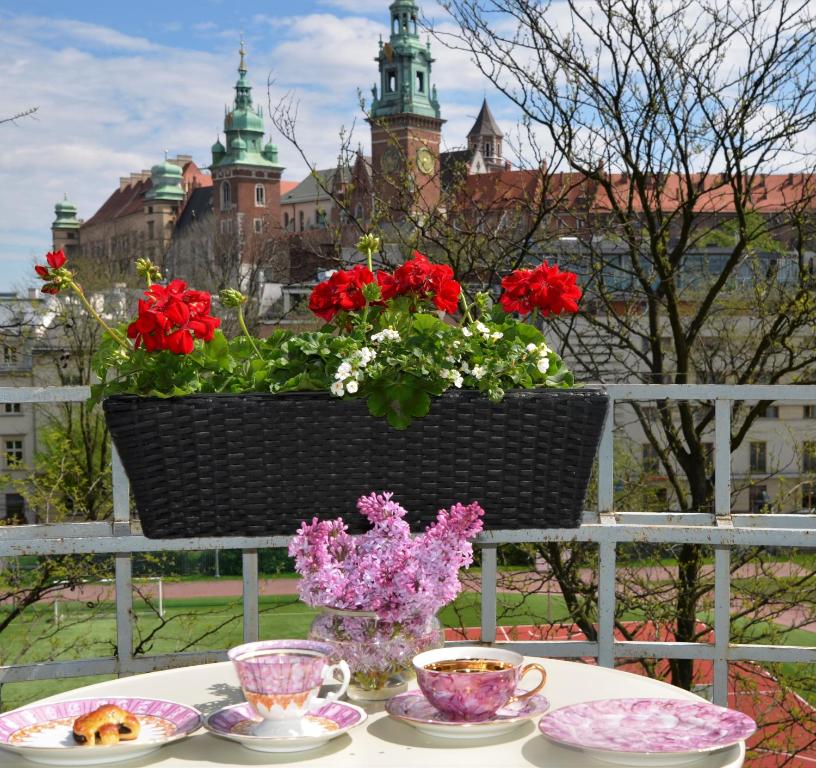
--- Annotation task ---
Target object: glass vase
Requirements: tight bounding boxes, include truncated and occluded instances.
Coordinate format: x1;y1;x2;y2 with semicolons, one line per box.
308;606;444;702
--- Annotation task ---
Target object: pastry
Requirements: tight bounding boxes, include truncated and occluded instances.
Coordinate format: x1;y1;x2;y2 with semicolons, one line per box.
72;704;140;746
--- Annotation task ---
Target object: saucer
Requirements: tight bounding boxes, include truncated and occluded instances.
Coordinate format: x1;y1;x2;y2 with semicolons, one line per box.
0;697;202;766
537;698;756;766
386;689;549;739
203;698;366;753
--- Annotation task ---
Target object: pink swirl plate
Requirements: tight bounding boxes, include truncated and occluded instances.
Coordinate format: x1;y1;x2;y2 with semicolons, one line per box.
203;698;366;753
537;698;756;766
0;696;202;766
386;689;549;739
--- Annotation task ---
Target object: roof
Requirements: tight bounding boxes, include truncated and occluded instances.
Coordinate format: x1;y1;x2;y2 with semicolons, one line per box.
280;181;299;196
174;187;213;233
467;99;503;138
83;178;152;227
281;168;350;205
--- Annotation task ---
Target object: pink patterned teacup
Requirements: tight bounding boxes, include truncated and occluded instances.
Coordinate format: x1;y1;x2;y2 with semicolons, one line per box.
228;639;350;736
413;646;547;722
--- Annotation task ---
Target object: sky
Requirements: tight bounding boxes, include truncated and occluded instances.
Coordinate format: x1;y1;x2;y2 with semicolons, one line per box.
0;0;514;292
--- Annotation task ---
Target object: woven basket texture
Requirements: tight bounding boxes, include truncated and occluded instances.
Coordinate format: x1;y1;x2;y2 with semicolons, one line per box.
103;388;608;539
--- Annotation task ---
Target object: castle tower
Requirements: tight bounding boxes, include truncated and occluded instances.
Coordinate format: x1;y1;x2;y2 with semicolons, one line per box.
467;99;506;173
369;0;444;213
51;195;81;258
144;155;185;263
211;41;284;254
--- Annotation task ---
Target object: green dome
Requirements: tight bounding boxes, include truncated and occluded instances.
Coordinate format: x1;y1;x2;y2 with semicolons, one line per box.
53;194;79;229
230;135;248;151
262;141;279;162
225;107;264;134
212;137;226;154
150;159;182;178
146;157;184;202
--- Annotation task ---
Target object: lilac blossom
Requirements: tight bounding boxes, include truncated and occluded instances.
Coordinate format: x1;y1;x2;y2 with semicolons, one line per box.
289;493;485;623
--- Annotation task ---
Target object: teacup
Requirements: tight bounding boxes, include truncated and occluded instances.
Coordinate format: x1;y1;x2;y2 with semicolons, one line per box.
228;639;350;736
413;646;547;721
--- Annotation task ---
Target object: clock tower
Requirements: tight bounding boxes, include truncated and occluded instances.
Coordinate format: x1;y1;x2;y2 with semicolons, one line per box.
369;0;444;214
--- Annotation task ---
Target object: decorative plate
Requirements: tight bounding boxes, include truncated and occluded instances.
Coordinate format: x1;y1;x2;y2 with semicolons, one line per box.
204;698;366;753
537;698;756;766
386;689;549;739
0;697;202;766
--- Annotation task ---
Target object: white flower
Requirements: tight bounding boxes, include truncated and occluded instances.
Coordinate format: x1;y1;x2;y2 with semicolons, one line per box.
540;343;552;356
461;361;470;373
371;328;400;343
537;355;550;374
440;368;452;379
445;355;455;363
452;372;464;388
462;327;473;337
526;343;538;353
358;347;376;366
491;331;504;341
330;380;345;397
472;365;487;380
452;340;461;348
335;362;353;380
475;321;490;336
346;380;359;394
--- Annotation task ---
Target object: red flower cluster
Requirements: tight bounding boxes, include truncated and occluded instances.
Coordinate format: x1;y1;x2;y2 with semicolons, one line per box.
378;252;461;313
34;250;68;294
499;262;582;316
308;265;376;322
127;280;221;355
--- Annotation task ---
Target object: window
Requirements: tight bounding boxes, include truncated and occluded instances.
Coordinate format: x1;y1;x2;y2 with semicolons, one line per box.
253;218;263;234
759;404;779;418
299;211;305;232
387;70;397;93
355;203;364;220
4;403;21;414
316;210;327;227
803;482;816;510
803;441;816;473
484;142;492;158
219;218;232;235
416;71;425;93
3;345;18;364
642;444;660;474
749;485;769;513
255;185;265;207
805;405;816;419
3;493;25;524
221;181;232;211
750;441;767;473
4;439;23;468
147;221;155;239
284;212;290;229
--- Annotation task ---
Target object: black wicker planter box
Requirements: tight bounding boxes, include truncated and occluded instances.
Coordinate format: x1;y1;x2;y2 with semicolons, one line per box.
103;388;608;539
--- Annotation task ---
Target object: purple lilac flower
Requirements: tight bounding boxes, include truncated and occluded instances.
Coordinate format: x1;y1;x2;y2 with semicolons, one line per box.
289;493;485;624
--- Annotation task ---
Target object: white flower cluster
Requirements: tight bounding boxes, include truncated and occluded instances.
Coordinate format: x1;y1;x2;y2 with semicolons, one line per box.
330;347;377;397
465;322;503;342
371;328;401;343
440;368;464;388
525;342;552;374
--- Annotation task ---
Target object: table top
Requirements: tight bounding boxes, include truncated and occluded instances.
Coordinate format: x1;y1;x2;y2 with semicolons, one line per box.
2;658;745;768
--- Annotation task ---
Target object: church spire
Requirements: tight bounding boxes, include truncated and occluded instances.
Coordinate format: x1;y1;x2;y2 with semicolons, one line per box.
234;39;252;110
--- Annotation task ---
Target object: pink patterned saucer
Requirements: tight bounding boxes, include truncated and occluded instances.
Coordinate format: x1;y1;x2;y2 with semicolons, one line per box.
386;689;549;739
537;698;756;766
0;697;202;766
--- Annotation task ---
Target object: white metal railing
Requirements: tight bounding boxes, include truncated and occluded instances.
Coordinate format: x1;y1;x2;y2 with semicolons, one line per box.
0;384;814;708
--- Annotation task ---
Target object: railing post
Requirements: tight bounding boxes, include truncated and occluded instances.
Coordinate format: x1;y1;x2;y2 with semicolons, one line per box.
598;396;615;514
480;545;497;644
712;398;732;705
112;446;133;675
242;550;259;642
597;536;617;668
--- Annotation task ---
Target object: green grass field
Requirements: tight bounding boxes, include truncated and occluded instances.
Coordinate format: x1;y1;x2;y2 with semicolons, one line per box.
1;591;814;712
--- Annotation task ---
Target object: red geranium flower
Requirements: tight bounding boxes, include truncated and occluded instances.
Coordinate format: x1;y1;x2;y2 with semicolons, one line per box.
127;279;220;355
34;250;69;294
308;265;375;322
46;250;67;269
380;252;461;313
499;262;582;316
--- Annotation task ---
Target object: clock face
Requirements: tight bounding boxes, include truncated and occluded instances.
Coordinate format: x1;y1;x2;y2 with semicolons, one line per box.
380;147;400;175
416;147;435;175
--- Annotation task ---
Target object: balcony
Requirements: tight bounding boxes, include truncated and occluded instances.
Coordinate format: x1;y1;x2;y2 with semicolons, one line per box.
0;384;814;762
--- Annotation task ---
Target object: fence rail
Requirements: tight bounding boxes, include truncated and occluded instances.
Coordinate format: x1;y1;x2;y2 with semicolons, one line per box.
1;384;815;707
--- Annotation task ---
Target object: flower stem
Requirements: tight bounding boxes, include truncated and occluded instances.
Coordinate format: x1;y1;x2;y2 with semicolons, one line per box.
238;306;261;356
69;281;130;348
459;292;474;323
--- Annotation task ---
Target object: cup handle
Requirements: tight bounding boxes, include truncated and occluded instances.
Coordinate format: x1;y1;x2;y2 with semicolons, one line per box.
322;660;351;701
507;662;547;705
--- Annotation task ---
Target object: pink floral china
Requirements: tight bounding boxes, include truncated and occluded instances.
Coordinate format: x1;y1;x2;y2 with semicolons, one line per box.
228;639;350;736
538;698;756;766
386;689;549;739
204;699;366;753
413;645;547;721
0;697;202;766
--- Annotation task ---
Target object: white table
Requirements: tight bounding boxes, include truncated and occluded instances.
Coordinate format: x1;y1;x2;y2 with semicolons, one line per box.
3;659;745;767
